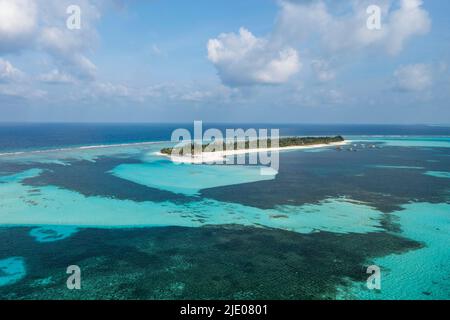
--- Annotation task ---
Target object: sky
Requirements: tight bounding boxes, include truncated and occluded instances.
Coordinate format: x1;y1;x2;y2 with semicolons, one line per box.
0;0;449;123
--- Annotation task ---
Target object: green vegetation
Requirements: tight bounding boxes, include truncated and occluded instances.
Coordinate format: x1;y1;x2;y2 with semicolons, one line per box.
160;136;344;156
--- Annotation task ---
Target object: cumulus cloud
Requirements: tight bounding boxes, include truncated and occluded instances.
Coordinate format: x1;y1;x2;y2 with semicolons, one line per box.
93;82;132;98
385;0;431;55
207;28;301;86
38;0;101;80
0;58;24;82
0;56;45;101
38;69;76;84
394;64;432;91
0;77;46;99
275;0;431;55
0;0;100;81
208;0;431;87
39;26;97;80
0;0;37;53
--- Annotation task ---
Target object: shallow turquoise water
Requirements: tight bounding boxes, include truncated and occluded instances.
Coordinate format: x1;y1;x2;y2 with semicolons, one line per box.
370;165;425;170
112;160;276;196
0;169;383;234
356;136;450;148
0;257;26;287
0;142;166;165
343;202;450;300
424;171;450;179
29;226;79;243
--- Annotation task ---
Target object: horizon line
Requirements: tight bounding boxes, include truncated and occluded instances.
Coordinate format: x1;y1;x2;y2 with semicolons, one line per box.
0;121;449;126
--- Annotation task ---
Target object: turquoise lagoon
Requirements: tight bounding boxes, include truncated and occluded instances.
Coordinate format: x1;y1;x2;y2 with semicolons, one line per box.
111;160;276;196
342;202;450;300
0;134;449;299
0;257;26;287
425;171;450;179
0;168;383;233
355;136;450;148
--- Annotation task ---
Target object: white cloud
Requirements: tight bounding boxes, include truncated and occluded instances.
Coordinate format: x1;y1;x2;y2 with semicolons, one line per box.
38;69;76;84
394;64;432;91
275;0;431;56
37;0;100;80
179;90;213;102
208;1;431;87
207;28;301;86
0;0;100;80
0;58;24;82
39;27;97;80
0;84;46;99
386;0;431;55
0;0;37;53
0;58;47;101
93;82;132;98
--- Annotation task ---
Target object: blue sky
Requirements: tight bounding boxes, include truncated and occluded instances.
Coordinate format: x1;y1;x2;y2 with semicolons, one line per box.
0;0;449;123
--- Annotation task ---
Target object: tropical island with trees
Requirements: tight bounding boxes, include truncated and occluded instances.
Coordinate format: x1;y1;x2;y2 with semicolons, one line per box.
160;136;345;156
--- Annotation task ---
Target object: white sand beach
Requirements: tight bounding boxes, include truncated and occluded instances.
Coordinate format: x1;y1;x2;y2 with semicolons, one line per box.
155;141;349;164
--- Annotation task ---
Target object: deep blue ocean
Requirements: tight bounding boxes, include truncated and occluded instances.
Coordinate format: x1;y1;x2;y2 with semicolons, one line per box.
0;123;449;152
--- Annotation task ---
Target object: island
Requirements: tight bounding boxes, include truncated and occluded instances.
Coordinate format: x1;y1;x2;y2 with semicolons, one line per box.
158;136;347;163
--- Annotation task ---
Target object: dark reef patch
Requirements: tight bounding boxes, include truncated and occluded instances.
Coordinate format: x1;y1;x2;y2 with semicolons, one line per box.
3;145;449;213
0;162;45;178
201;146;450;212
0;225;421;300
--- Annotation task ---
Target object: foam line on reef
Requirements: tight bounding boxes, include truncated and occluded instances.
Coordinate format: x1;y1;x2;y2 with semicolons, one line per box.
0;141;170;157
